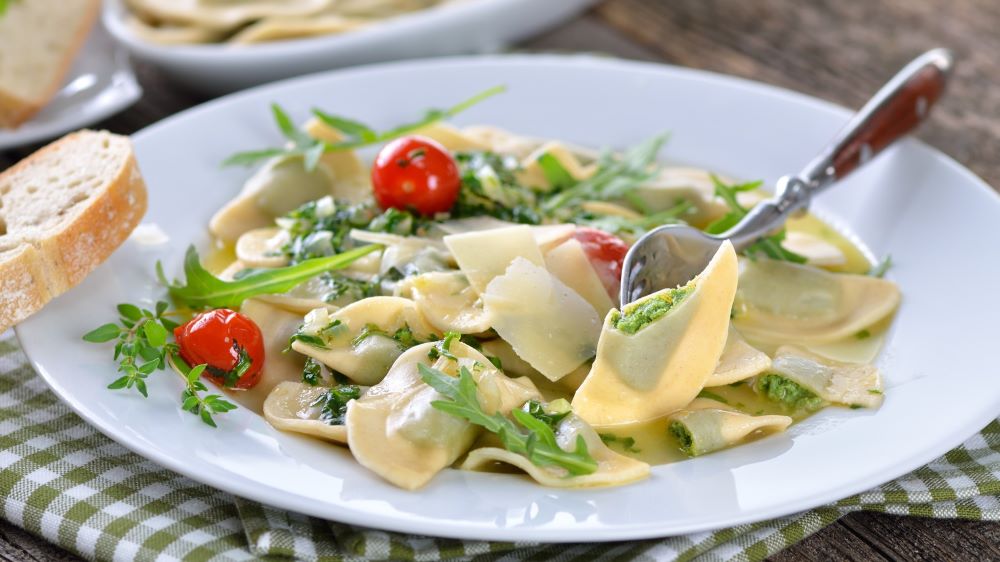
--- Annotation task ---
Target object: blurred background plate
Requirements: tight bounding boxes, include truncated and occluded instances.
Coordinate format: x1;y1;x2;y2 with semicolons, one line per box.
0;22;141;151
103;0;600;94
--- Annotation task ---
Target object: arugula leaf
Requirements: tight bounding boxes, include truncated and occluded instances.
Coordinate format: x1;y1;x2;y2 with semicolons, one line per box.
541;133;667;211
418;364;597;476
704;175;807;264
223;86;505;169
536;152;575;190
159;244;382;309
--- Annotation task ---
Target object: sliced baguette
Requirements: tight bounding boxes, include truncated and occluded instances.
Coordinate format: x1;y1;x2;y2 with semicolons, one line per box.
0;0;101;128
0;130;148;332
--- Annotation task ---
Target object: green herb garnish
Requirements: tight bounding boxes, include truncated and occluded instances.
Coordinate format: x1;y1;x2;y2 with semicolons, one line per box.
521;399;570;431
224;86;505;169
179;363;239;428
311;384;362;425
302;357;323;386
599;433;642;454
427;331;462;361
541;134;668;211
705;175;807;263
82;301;180;397
855;329;871;340
352;323;430;350
85;303;238;428
696;389;730;404
159;244;382;309
418;364;597;476
669;421;696;456
869;255;892;278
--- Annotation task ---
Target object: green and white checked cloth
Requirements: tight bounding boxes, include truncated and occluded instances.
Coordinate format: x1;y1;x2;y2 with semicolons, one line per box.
1;330;997;562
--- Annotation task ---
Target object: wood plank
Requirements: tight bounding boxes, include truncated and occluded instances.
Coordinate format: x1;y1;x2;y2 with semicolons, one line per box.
594;0;1000;190
0;520;80;562
769;519;888;562
838;512;1000;562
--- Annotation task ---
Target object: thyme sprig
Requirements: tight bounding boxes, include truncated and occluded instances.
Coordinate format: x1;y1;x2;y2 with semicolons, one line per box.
82;302;180;397
84;303;238;428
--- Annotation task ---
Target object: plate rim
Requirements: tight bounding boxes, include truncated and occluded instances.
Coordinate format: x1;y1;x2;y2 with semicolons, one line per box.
0;23;142;150
102;0;600;61
16;54;1000;542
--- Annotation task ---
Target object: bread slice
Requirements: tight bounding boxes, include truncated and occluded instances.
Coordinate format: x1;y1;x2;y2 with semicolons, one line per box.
0;0;101;128
0;130;148;332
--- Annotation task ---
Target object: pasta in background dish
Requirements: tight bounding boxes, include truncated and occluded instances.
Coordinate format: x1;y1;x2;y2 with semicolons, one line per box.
124;0;462;45
84;89;900;490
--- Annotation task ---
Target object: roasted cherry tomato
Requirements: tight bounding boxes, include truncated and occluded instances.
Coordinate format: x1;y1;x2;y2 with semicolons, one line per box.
174;309;265;390
371;135;461;216
573;227;630;300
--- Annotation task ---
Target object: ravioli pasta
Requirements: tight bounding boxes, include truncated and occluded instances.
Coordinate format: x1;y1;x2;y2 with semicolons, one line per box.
124;0;456;45
196;112;899;491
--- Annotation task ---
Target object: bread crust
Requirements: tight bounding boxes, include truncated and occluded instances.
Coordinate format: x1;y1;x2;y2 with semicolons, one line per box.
0;0;101;128
0;130;148;332
0;245;52;333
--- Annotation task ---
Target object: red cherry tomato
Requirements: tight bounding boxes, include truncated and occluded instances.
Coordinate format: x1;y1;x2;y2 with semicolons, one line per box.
573;227;630;300
174;309;265;390
371;136;461;216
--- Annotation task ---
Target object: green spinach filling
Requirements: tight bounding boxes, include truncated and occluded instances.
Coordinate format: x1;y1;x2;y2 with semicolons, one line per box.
612;285;693;335
756;373;825;411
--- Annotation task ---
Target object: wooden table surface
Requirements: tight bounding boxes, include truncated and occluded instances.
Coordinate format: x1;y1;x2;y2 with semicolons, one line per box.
2;1;999;560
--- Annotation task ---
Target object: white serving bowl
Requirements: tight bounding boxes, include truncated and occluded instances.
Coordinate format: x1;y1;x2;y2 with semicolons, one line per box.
103;0;599;94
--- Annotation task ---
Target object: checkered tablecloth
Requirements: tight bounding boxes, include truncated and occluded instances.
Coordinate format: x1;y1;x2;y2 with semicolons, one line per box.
1;331;997;561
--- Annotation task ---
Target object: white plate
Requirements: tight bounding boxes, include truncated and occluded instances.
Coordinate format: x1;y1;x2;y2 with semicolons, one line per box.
0;22;141;151
16;56;1000;542
102;0;598;94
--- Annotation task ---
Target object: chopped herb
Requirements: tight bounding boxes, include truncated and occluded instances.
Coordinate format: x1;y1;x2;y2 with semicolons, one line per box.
855;329;872;340
756;373;825;411
418;364;597;476
696;389;730;404
205;342;253;388
311;384;362;425
352;323;429;351
302;357;323;386
669;421;696;456
224;86;506;169
428;331;462;361
849;404;864;410
612;285;692;334
452;151;541;224
868;389;883;395
599;433;642;454
521;399;570;431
